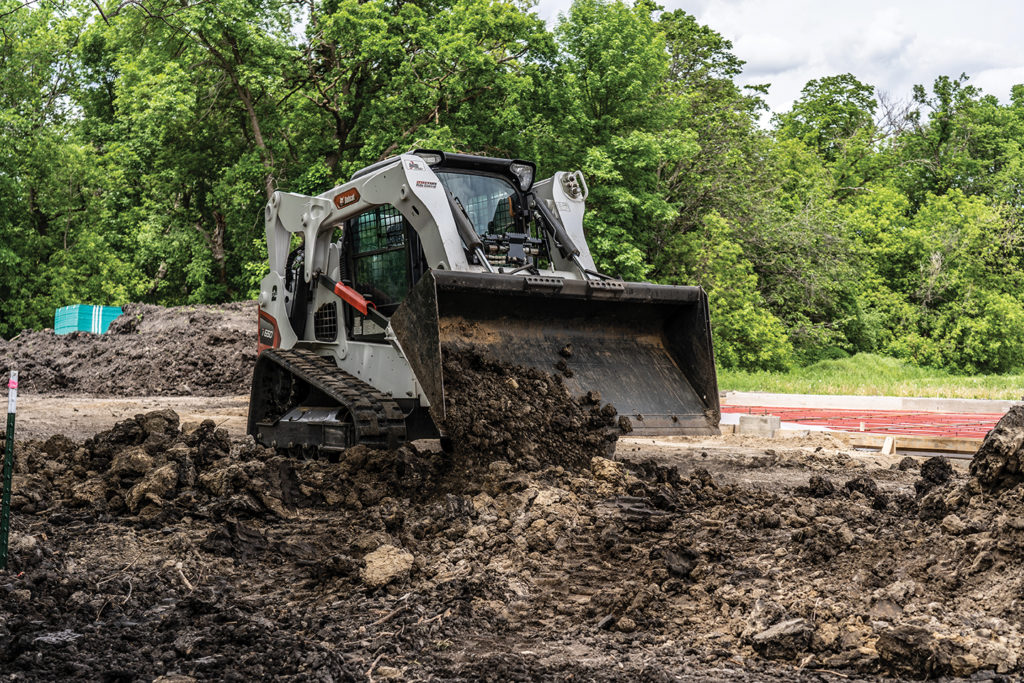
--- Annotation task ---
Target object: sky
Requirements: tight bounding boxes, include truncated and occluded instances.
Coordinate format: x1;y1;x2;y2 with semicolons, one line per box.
533;0;1024;117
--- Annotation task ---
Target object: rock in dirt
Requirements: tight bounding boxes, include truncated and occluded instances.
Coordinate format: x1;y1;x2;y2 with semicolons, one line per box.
941;513;966;535
798;475;835;498
897;456;920;471
0;301;255;396
591;456;627;485
971;406;1024;492
916;456;954;496
876;625;956;677
361;544;415;587
917;487;948;522
126;462;180;512
750;618;813;659
844;475;879;498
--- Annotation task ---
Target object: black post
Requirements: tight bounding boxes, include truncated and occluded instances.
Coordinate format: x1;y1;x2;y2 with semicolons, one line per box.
0;370;17;570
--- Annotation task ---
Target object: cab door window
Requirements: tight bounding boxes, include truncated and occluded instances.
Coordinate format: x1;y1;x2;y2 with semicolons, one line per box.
347;204;409;340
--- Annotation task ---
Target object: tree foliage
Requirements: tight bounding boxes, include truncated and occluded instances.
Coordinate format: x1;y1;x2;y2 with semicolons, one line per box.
2;0;1024;375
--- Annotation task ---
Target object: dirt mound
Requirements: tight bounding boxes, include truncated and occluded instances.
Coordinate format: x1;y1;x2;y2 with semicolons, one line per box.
9;409;457;527
0;301;256;396
5;409;1024;680
971;405;1024;492
439;346;621;470
11;410;276;524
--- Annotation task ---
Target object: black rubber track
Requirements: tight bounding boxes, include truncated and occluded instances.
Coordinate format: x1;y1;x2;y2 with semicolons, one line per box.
253;347;407;450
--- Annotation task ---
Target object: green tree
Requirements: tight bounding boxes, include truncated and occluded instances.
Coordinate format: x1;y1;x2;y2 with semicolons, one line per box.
649;9;772;260
302;0;551;177
0;1;145;335
669;214;792;370
775;73;880;194
775;74;877;162
892;74;1024;207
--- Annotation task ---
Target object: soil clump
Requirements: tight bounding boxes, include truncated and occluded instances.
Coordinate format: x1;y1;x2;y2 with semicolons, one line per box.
0;302;255;396
971;405;1024;492
438;346;621;470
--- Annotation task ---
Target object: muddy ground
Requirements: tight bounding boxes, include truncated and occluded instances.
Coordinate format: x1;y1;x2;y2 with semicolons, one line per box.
3;302;1024;681
3;398;1023;681
439;347;621;470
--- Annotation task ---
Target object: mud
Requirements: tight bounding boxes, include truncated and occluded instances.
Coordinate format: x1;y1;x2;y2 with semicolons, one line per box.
971;405;1024;492
0;302;256;396
438;346;621;470
4;407;1024;680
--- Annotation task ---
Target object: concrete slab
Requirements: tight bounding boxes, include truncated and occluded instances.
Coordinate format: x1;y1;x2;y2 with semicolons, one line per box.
722;391;1020;415
737;414;780;437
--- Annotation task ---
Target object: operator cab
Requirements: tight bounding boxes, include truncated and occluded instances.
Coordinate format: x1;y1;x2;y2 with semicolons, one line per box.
336;150;552;342
348;149;548;272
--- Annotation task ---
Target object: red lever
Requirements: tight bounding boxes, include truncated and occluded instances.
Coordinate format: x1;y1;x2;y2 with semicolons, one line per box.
332;281;376;316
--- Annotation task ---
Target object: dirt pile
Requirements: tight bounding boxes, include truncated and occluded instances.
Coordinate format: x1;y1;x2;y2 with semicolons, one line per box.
4;411;1024;680
0;301;255;396
439;346;621;469
971;405;1024;492
9;409;456;528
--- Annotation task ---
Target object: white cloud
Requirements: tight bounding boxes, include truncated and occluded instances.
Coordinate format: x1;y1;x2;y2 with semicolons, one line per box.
731;33;808;77
974;66;1024;102
843;8;914;66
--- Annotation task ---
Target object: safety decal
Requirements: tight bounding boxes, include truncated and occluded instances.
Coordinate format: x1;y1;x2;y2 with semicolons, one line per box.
407;160;424;171
333;188;360;209
415;180;437;188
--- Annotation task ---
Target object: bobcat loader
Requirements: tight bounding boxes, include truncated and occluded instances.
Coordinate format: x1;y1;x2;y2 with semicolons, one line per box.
247;150;719;454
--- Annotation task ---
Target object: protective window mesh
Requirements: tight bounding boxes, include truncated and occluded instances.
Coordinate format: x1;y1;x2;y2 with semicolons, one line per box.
354;205;406;254
354;250;407;307
436;172;518;235
463;194;516;233
314;302;338;342
351;204;409;310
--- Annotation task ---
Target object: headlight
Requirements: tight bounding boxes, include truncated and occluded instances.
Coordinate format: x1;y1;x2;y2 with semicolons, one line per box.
509;161;535;191
413;149;444;165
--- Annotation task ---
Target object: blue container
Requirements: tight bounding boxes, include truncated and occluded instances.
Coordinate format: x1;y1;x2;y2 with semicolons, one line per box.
54;305;124;335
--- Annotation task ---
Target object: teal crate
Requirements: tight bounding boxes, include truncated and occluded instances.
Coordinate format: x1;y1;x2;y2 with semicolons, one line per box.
54;305;123;335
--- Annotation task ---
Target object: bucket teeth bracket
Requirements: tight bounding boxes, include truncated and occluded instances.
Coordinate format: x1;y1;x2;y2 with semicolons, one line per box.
587;280;625;293
524;275;564;291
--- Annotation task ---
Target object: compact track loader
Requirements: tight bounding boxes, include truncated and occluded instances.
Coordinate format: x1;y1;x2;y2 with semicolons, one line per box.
247;150;720;454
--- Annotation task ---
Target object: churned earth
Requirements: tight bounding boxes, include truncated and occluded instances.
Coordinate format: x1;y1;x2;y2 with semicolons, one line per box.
2;403;1023;681
2;303;1024;681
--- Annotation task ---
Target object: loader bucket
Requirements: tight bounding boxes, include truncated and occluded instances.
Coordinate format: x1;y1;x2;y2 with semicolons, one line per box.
390;271;720;436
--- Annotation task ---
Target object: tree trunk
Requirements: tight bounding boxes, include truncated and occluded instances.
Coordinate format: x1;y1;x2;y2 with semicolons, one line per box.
236;84;275;201
212;211;228;288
